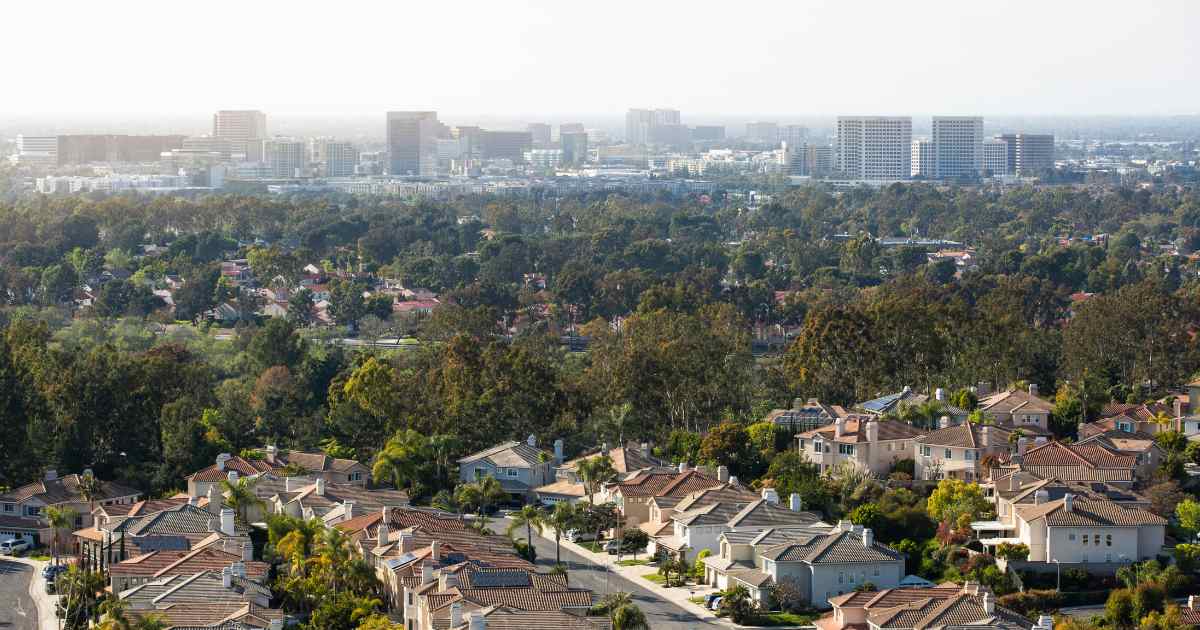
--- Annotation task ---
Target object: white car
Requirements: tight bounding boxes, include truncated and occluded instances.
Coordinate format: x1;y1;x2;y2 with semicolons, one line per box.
564;529;596;543
0;538;31;556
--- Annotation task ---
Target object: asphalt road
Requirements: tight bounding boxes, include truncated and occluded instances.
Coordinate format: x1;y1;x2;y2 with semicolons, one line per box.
491;518;721;629
0;559;39;630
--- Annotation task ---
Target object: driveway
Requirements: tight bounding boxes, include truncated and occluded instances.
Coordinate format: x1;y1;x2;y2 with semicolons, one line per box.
0;559;40;630
490;517;722;629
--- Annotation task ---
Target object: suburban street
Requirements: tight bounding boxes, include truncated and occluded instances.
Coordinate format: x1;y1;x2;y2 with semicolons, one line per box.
491;518;721;629
0;559;40;630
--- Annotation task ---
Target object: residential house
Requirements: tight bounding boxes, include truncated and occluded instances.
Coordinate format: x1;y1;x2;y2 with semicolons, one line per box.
797;417;926;476
653;485;825;562
186;454;275;498
186;448;370;499
271;477;409;524
127;602;284;630
0;469;141;541
615;466;725;532
915;423;1012;481
458;436;556;501
1075;430;1163;481
402;564;594;630
816;582;1036;630
855;388;969;424
1002;492;1164;566
1083;400;1178;437
764;398;849;433
108;542;268;592
118;568;273;610
448;607;612;630
1009;440;1138;488
978;385;1055;437
535;442;670;505
703;521;905;608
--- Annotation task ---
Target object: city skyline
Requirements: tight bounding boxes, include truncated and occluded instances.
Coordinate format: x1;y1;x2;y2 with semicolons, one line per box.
3;0;1198;117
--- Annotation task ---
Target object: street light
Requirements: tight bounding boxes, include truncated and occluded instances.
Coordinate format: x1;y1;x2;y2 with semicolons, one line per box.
1051;558;1060;591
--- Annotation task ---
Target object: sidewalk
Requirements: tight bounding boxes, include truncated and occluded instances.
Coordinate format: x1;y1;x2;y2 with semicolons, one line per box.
8;556;60;630
538;528;730;626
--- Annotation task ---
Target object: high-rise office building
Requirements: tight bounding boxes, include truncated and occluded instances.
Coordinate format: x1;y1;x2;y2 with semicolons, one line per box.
780;125;809;147
998;134;1055;175
982;139;1009;176
14;135;58;165
745;122;779;144
807;145;835;177
318;141;359;177
528;123;552;147
55;135;186;165
387;111;440;177
213;110;267;143
911;139;935;178
481;131;533;162
931;116;983;179
561;132;588;165
263;140;306;178
559;123;585;136
653;109;680;126
626;108;682;145
835;116;912;180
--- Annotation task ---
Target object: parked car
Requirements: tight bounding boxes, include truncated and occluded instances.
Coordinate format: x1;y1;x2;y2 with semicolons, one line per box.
709;597;723;611
603;540;622;554
0;538;31;556
45;576;57;594
564;529;596;543
42;564;69;580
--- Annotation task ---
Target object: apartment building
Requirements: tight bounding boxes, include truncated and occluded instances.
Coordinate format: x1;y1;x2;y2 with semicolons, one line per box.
835;116;912;181
931;116;983;179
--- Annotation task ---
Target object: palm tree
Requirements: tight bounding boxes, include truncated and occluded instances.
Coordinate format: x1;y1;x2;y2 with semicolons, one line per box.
1150;410;1173;433
595;591;633;614
611;603;649;630
373;430;428;492
577;455;617;505
506;504;547;553
430;489;459;513
45;506;77;566
77;471;103;525
57;564;106;629
99;598;167;630
547;502;579;565
220;476;264;525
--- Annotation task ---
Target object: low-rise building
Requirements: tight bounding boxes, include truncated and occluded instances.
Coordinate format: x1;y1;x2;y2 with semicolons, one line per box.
1075;430;1163;481
458;436;557;501
816;582;1035;630
915;423;1012;481
611;467;724;530
0;469;141;538
270;477;410;524
978;386;1055;436
658;488;826;562
797;417;926;476
1011;440;1137;488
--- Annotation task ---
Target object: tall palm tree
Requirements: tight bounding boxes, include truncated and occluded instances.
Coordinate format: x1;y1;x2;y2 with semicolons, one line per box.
477;476;508;515
547;502;579;565
611;603;649;630
373;430;428;491
45;506;77;566
1150;410;1173;433
577;455;617;505
506;504;547;552
58;564;106;629
219;475;264;525
99;597;167;630
77;472;103;525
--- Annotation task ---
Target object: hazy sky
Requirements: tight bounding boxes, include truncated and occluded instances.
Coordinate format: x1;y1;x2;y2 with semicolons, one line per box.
5;0;1198;118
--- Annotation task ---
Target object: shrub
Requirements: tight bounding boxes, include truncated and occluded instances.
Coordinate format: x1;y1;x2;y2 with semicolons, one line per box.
997;589;1063;616
995;542;1029;561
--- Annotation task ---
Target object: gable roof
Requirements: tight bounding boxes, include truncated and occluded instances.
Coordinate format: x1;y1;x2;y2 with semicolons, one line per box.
916;423;1006;448
458;441;548;468
760;527;903;565
560;445;667;475
1017;441;1136;482
265;448;365;474
128;602;283;630
448;606;612;630
612;469;722;499
1016;497;1167;528
0;473;140;505
187;457;275;483
797;418;927;444
979;388;1054;415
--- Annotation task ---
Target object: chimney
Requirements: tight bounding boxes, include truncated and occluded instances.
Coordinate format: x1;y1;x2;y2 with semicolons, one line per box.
862;528;874;547
439;572;459;591
935;388;945;401
835;417;845;438
243;542;253;562
207;484;222;515
343;500;355;520
1034;490;1049;506
790;493;803;512
865;421;879;442
315;478;325;496
761;488;780;504
400;531;415;553
641;442;651;458
421;562;434;585
939;415;951;429
1017;437;1029;456
1175;399;1184;419
450;601;463;628
431;540;440;563
554;439;564;464
716;466;729;483
376;521;390;550
265;444;278;462
1008;474;1018;492
188;495;200;506
1190;595;1198;609
678;462;689;474
216;453;231;471
469;611;487;630
220;508;236;535
44;469;57;481
527;434;537;448
1029;383;1039;398
221;567;232;588
1064;494;1074;513
983;592;994;614
227;470;239;485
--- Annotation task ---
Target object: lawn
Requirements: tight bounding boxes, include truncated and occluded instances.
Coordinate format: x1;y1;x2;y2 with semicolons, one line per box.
688;596;708;605
755;611;821;626
578;541;605;553
616;559;649;566
641;573;666;584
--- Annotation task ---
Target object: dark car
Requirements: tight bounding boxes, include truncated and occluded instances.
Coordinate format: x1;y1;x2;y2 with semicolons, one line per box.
42;564;68;580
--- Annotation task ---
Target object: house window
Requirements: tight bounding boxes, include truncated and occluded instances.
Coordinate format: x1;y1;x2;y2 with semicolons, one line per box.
873;568;879;577
799;439;806;450
838;572;844;584
1081;535;1088;546
1069;533;1076;541
945;449;952;459
921;446;931;457
887;443;894;452
506;468;519;478
1106;534;1112;547
2;504;12;513
848;573;855;584
350;472;363;482
1093;534;1101;546
24;506;40;517
838;444;855;455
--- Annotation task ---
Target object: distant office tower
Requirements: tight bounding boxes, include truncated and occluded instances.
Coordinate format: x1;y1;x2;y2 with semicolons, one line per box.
836;116;912;180
213;110;267;143
320;141;359;177
931;116;983;179
691;126;726;141
780;125;809;147
998;134;1055;175
785;142;808;175
561;131;588;165
626;109;654;145
527;149;563;169
982;139;1009;176
653;109;681;126
55;135;186;165
807;145;835;177
649;124;690;148
481;131;533;161
263;140;306;177
745;122;779;144
528;123;552;147
911;140;935;178
387;111;440;176
14;135;58;165
558;123;585;137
